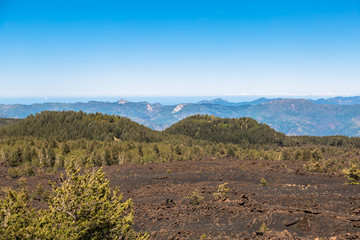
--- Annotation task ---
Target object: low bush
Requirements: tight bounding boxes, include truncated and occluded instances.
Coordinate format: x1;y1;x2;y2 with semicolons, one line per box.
343;163;360;185
188;189;204;205
260;178;268;186
213;182;230;200
0;160;148;240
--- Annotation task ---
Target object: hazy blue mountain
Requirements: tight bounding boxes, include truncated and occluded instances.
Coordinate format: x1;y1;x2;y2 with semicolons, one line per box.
312;96;360;105
198;98;234;105
1;96;360;136
197;97;277;106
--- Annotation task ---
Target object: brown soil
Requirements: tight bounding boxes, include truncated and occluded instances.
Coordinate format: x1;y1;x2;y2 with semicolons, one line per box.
2;158;360;239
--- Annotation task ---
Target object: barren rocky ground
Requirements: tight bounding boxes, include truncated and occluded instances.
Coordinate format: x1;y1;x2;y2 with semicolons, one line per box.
1;158;360;239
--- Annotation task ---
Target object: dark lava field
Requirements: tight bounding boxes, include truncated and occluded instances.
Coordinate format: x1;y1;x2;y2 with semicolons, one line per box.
2;158;360;239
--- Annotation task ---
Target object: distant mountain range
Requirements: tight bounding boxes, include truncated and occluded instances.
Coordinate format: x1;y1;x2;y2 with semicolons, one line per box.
1;96;360;136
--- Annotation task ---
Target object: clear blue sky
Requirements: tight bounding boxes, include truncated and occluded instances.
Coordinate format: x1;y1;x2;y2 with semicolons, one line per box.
0;0;359;98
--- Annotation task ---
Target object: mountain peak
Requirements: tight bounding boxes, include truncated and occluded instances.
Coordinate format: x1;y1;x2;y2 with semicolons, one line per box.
117;98;130;104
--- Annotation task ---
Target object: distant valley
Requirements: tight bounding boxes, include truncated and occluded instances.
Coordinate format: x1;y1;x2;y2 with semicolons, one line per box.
1;96;360;136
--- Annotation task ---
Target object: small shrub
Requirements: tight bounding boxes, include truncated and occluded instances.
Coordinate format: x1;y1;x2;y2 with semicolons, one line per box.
17;177;27;189
260;178;268;186
200;233;207;239
258;222;268;234
7;165;35;179
35;183;44;196
227;147;235;157
20;165;35;177
213;182;230;200
343;163;360;185
188;189;204;205
305;160;322;172
31;183;50;202
7;168;19;178
0;160;149;240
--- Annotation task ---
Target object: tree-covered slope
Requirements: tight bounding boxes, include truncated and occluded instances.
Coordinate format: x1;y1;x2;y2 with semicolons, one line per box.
0;111;162;142
2;97;360;136
165;114;286;146
0;111;288;147
0;117;20;128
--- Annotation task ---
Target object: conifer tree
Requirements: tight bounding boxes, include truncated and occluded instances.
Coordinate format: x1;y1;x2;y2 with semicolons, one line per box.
35;160;148;239
0;160;148;240
0;190;36;239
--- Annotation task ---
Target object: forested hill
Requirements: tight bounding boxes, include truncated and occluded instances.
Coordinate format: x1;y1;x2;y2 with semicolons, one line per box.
0;111;289;147
0;111;162;142
165;114;286;146
3;111;359;149
2;97;360;136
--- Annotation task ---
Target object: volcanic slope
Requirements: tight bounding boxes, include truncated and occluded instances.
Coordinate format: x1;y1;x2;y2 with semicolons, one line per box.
0;111;162;142
165;114;286;146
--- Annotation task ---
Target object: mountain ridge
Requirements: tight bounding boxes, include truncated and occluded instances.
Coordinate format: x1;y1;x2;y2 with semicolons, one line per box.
1;96;360;136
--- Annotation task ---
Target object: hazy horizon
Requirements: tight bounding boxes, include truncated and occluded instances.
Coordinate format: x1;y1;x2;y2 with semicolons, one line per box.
1;94;359;105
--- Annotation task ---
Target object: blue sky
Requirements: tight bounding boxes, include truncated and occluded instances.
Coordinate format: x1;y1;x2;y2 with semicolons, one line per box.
0;0;359;98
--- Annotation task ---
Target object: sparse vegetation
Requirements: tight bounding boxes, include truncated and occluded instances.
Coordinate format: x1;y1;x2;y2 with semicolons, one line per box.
260;178;268;186
188;189;204;205
1;111;360;238
200;233;207;239
213;182;230;200
343;163;360;185
258;222;269;234
0;112;359;178
7;168;19;178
